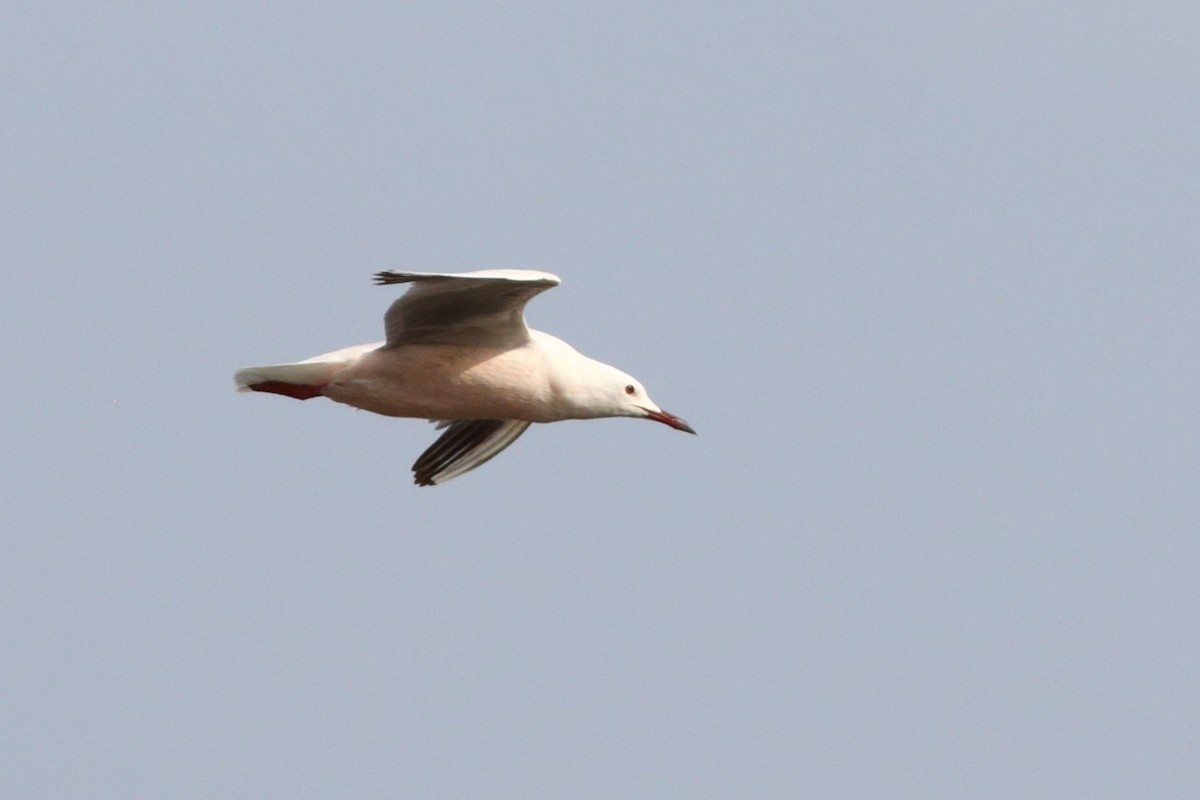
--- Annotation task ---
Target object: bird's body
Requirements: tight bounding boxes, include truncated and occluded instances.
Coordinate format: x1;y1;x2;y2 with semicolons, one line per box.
235;270;693;485
323;332;609;422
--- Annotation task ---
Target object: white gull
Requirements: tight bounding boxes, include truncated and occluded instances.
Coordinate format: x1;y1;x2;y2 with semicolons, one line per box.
234;270;694;485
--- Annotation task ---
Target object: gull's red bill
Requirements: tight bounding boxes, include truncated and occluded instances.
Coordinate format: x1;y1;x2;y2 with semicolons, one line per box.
646;409;696;435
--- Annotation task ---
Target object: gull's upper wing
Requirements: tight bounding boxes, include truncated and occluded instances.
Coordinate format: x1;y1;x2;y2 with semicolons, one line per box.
374;269;561;348
412;418;533;486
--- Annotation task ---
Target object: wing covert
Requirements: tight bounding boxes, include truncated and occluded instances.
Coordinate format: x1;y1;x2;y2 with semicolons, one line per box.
375;270;560;348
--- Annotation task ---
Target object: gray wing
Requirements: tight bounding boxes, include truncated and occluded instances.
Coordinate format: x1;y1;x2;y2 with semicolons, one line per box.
375;269;561;348
412;418;533;486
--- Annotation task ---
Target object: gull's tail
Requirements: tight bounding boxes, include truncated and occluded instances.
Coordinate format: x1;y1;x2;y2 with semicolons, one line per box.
234;343;380;400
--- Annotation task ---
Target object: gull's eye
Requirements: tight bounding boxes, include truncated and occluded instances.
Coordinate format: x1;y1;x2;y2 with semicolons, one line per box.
624;384;636;395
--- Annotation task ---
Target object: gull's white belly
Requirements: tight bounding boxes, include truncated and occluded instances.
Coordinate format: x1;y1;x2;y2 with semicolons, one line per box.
322;343;557;421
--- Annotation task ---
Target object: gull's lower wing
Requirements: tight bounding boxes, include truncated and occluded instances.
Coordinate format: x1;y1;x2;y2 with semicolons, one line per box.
412;418;533;486
375;270;560;348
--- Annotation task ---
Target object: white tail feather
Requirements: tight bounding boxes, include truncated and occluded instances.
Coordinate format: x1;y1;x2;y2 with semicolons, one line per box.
234;362;340;391
233;342;382;391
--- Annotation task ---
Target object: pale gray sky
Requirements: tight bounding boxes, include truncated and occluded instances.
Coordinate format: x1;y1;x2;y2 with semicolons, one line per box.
4;3;1199;797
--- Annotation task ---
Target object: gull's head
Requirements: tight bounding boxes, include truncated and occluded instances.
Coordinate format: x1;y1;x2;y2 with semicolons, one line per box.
575;361;695;434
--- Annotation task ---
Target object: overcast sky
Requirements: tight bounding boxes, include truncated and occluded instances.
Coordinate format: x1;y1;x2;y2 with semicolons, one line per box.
4;3;1199;797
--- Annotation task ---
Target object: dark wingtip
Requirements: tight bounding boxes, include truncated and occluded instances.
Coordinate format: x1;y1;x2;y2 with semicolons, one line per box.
412;464;439;486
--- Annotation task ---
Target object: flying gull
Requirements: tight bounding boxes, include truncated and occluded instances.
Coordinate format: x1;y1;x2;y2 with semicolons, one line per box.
234;270;694;485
